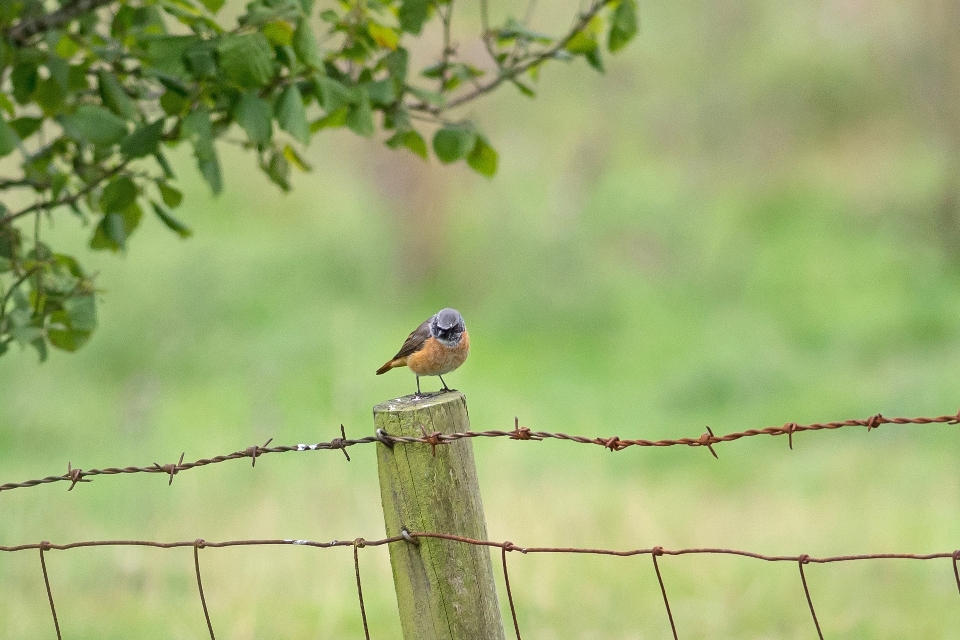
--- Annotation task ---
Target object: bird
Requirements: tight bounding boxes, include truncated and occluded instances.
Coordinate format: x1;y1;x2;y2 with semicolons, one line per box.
376;308;469;397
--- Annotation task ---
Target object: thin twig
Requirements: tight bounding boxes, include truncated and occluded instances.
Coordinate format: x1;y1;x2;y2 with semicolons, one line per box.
2;161;130;224
413;0;615;114
6;0;115;44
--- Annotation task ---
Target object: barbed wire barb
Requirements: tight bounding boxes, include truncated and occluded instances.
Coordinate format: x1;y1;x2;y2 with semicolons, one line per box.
66;461;90;491
651;547;679;640
247;438;273;467
335;425;351;462
353;539;371;640
797;555;824;640
38;542;62;640
193;539;216;640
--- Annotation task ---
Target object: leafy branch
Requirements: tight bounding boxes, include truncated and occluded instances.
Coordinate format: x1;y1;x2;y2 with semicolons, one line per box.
0;0;638;359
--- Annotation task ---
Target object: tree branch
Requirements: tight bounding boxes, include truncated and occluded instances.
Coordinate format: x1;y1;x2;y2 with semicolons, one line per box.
1;161;129;225
6;0;115;44
412;0;614;114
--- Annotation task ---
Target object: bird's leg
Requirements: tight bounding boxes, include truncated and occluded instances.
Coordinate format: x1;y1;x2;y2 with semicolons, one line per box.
415;375;422;398
438;375;454;392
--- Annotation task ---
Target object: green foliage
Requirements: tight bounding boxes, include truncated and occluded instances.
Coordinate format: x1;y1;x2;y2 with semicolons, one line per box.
0;0;637;359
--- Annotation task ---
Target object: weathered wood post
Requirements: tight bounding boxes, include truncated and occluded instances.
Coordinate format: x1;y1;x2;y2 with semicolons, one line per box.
374;391;506;640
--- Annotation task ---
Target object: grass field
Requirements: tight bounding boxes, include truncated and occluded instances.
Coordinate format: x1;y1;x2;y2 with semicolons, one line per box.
3;0;960;638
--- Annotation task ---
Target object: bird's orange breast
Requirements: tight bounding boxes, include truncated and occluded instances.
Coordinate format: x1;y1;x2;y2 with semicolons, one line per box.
406;331;469;376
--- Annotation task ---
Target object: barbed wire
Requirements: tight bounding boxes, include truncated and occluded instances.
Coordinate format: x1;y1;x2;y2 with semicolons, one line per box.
1;410;957;494
4;532;959;640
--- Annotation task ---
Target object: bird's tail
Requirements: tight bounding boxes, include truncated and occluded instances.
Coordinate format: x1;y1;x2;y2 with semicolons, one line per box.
376;360;397;375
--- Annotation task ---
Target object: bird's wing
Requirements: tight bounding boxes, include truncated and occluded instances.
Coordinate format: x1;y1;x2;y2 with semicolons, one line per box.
391;318;432;359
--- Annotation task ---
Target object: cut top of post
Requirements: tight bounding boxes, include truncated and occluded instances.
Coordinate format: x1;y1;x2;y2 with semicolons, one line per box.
373;390;466;414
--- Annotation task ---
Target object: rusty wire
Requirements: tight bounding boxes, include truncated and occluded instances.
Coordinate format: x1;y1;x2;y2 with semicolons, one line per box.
194;540;216;640
353;538;371;640
1;411;957;494
1;533;958;638
38;543;61;640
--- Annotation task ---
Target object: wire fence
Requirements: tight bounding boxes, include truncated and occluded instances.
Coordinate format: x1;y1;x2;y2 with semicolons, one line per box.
2;411;958;493
3;410;960;638
2;532;959;640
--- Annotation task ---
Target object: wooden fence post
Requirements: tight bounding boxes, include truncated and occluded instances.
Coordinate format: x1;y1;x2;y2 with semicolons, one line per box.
374;391;506;640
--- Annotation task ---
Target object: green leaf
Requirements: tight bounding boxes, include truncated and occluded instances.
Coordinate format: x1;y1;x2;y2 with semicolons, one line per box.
366;78;395;106
90;202;143;252
97;71;138;120
399;0;430;35
182;107;223;194
54;34;82;59
263;19;295;46
33;78;66;115
283;144;312;171
263;149;291;191
346;88;374;137
160;88;190;116
60;105;129;146
63;294;97;331
47;309;93;352
0;93;15;117
386;129;427;159
158;182;184;208
566;30;598;55
511;78;536;98
144;36;195;76
275;84;310;144
217;33;275;88
120;119;165;158
432;125;476;163
566;16;602;55
314;74;353;112
585;48;604;72
293;18;323;69
385;48;409;82
100;176;138;214
608;0;638;53
0;225;20;260
9;117;43;139
198;0;225;12
406;85;445;108
31;335;49;362
91;212;127;251
0;117;20;157
11;62;38;104
310;106;348;132
151;200;192;238
233;92;273;145
154;150;176;179
467;135;498;177
184;40;218;78
368;22;399;50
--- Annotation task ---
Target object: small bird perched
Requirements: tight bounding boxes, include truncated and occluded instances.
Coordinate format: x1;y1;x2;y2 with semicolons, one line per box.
376;308;469;396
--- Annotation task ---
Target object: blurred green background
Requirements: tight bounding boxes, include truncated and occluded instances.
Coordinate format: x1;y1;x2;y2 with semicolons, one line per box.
3;0;960;638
